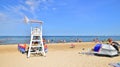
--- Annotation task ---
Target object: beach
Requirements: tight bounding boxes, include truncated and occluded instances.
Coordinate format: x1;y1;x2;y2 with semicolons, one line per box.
0;0;120;67
0;42;120;67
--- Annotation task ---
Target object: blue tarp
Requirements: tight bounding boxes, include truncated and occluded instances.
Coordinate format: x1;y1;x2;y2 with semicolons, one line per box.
94;44;101;52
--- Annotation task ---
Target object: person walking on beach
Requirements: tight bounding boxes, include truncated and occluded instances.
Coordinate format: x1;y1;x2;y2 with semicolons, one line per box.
43;38;46;45
43;38;48;53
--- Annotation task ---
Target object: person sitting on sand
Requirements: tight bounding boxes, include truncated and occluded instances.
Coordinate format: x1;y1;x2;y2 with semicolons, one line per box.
93;38;100;43
70;44;75;48
107;38;119;52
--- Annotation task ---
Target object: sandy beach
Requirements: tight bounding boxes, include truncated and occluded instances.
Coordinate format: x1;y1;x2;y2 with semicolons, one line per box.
0;42;120;67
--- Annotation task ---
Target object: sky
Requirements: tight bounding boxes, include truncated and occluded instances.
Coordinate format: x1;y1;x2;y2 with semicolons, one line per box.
0;0;120;36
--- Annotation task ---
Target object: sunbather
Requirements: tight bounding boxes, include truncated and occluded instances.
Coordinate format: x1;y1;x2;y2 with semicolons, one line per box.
108;38;119;52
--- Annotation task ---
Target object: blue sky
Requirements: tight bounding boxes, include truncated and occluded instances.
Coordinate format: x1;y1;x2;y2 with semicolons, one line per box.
0;0;120;36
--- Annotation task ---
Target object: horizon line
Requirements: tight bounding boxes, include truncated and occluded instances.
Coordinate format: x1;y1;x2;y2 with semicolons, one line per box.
0;35;120;37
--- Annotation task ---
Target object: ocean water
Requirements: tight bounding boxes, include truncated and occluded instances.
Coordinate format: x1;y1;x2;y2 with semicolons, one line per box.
0;36;120;45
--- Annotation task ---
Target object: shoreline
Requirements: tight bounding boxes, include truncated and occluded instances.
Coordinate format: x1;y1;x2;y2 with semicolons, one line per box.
0;40;120;45
1;36;120;45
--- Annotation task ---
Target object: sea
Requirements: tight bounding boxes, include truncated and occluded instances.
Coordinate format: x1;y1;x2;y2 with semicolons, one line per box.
0;36;120;45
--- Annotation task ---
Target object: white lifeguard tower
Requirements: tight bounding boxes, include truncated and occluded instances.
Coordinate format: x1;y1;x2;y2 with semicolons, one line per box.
24;16;45;58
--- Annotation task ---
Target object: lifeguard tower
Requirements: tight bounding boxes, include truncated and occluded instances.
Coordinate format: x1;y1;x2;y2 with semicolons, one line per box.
24;16;45;58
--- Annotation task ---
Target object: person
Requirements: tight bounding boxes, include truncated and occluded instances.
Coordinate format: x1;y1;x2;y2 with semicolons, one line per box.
44;44;48;53
47;39;50;43
70;44;75;48
107;38;113;44
93;38;99;43
43;38;48;53
43;38;46;45
107;38;119;52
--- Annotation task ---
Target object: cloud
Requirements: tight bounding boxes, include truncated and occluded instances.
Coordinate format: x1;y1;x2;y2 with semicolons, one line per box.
0;12;21;24
25;0;41;17
25;0;54;14
52;7;56;11
2;4;28;17
0;13;7;21
2;0;54;19
25;0;35;11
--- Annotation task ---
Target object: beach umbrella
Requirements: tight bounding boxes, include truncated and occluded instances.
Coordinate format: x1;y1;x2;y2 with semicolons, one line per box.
24;16;43;24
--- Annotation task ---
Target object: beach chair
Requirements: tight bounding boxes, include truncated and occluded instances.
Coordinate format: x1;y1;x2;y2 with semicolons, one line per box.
18;44;26;54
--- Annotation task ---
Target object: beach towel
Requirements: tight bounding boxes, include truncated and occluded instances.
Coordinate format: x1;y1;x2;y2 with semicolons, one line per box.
109;62;120;67
78;49;94;56
78;52;94;56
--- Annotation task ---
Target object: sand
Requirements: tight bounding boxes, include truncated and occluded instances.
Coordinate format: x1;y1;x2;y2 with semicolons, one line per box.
0;42;120;67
